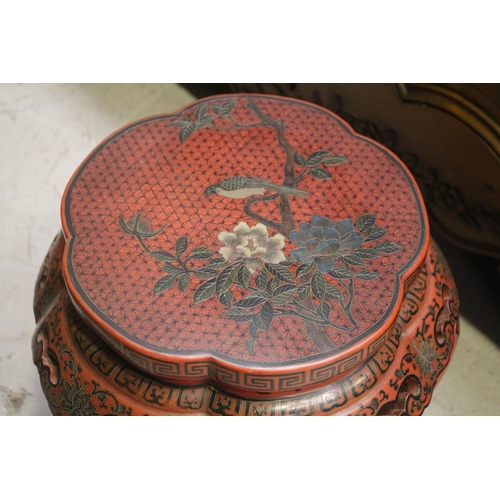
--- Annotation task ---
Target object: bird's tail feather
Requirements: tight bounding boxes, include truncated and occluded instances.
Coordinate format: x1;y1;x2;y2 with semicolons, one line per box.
275;185;309;198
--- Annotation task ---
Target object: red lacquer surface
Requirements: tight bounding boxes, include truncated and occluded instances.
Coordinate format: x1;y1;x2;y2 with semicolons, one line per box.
58;95;430;397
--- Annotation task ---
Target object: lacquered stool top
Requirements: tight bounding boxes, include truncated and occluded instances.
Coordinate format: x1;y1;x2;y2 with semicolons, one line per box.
61;95;428;397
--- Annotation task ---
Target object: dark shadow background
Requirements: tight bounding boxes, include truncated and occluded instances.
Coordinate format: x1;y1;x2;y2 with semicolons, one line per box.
181;83;500;347
430;230;500;343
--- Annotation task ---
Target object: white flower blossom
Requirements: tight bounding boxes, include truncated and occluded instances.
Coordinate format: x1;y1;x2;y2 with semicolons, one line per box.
218;222;286;272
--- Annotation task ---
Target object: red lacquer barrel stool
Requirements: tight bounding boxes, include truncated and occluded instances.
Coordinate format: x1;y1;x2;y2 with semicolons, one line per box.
32;95;459;415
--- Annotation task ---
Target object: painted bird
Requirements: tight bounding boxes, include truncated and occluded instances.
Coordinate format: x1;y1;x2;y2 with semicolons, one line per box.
204;175;309;199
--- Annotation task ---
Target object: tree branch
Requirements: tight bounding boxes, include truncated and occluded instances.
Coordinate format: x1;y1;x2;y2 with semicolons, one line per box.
136;235;152;254
338;279;359;328
247;98;297;185
246;98;302;237
243;194;292;236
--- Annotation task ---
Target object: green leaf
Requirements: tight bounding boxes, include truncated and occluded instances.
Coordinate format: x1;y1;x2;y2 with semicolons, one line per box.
354;270;381;280
150;250;177;262
266;277;281;294
375;242;403;253
192;268;218;279
248;338;256;355
296;261;314;279
264;263;294;284
211;104;223;114
205;257;227;269
197;115;216;127
255;267;269;290
234;291;270;309
297;284;311;302
251;310;266;332
178;273;191;292
294;152;306;167
249;322;259;339
160;264;185;276
356;213;376;232
175;236;188;258
237;266;252;289
322;154;348;165
340;254;366;267
316;301;331;319
257;301;274;333
154;275;177;295
194;104;207;120
311;271;326;300
310;167;332;180
364;226;387;242
306;150;330;166
216;262;240;296
186;247;214;261
193;277;216;305
179;121;196;143
172;119;193;128
221;101;236;115
328;266;353;279
272;284;298;306
223;308;256;322
353;248;380;259
219;290;234;307
325;283;343;301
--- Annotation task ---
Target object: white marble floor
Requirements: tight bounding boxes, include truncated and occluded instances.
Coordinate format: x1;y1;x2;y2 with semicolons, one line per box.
1;83;499;416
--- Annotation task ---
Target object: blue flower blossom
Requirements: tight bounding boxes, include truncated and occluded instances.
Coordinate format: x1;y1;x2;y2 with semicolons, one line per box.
290;215;363;272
